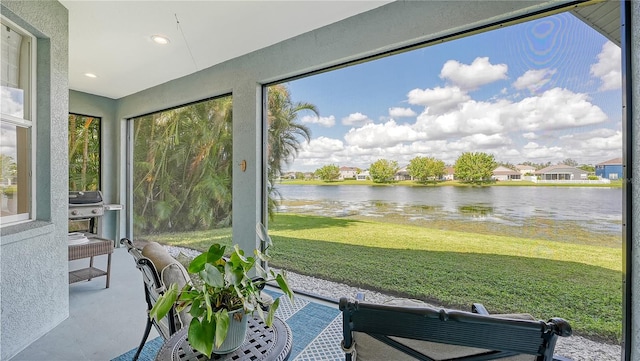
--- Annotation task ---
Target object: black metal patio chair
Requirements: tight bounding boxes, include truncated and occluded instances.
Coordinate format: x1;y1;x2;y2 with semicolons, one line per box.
339;297;572;361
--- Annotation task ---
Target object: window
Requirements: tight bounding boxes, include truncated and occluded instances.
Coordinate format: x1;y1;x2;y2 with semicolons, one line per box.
0;18;35;226
266;5;623;358
130;96;233;238
69;114;101;191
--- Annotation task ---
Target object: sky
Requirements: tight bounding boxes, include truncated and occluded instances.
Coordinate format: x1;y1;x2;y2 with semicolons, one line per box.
281;11;622;173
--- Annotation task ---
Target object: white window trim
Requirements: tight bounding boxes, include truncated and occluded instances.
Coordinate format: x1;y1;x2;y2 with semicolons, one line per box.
0;16;36;227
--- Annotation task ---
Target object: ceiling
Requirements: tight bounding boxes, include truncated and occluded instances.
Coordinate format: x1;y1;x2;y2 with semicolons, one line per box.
60;1;393;99
59;1;619;100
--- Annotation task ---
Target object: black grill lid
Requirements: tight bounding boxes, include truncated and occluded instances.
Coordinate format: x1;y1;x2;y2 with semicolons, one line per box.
69;191;103;204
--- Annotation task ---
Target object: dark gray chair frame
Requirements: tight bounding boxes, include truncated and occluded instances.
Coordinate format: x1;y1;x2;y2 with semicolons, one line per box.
339;297;572;361
121;238;179;361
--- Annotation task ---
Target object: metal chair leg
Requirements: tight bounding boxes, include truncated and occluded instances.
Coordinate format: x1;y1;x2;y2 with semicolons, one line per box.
133;317;153;361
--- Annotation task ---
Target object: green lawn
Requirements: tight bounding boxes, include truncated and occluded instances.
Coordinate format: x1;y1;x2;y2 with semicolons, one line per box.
141;213;623;343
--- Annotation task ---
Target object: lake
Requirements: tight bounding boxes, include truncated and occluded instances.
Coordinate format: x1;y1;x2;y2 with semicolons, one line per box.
275;184;622;235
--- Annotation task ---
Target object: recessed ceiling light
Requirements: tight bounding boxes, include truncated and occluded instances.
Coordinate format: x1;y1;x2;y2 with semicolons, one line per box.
151;35;170;45
84;73;97;78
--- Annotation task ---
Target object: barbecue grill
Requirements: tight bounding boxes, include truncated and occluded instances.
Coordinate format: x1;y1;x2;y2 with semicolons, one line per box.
68;190;107;236
69;191;105;219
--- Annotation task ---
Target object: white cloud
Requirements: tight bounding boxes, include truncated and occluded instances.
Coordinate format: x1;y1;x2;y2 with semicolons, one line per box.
407;86;470;114
344;120;425;148
509;88;607;131
513;68;557;92
412;87;606;140
1;86;24;118
560;128;622;151
520;142;564;161
413;99;509;138
341;112;372;126
388;107;417;118
440;57;508;90
301;114;335;127
459;133;512;147
590;41;621;91
522;132;538;140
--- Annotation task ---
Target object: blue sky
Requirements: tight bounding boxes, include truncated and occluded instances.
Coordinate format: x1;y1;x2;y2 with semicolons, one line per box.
282;12;622;173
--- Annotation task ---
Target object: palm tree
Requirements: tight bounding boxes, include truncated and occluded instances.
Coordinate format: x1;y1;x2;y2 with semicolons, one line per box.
267;84;318;217
68;114;100;191
132;97;233;233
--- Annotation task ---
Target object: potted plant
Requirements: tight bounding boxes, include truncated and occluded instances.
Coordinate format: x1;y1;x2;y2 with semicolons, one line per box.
150;225;293;356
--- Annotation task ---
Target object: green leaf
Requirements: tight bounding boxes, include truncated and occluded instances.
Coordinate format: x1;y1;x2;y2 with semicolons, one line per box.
149;283;178;321
200;263;225;288
188;298;203;318
213;310;231;348
256;222;272;247
188;252;208;273
203;285;213;321
188;317;215;357
206;243;225;264
275;273;294;301
265;298;279;326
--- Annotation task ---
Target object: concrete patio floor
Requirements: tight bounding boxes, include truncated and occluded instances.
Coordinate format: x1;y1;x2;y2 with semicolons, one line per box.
12;246;157;361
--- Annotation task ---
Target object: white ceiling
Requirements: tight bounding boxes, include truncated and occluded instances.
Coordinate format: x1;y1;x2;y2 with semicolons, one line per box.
59;1;392;99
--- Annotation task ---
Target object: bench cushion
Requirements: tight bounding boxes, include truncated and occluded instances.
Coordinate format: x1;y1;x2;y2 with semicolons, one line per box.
353;298;536;361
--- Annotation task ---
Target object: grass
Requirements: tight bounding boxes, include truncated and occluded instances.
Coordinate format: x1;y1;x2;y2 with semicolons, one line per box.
140;213;623;344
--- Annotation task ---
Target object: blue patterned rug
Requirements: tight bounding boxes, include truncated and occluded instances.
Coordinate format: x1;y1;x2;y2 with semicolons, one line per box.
111;290;344;361
111;336;163;361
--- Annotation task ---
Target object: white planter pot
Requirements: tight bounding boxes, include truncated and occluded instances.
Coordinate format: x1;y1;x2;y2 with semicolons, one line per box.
211;309;248;354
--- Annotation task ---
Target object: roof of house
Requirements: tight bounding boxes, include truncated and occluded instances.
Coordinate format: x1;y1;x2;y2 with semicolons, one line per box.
596;158;623;166
493;166;520;175
339;166;358;171
515;164;536;171
536;164;587;174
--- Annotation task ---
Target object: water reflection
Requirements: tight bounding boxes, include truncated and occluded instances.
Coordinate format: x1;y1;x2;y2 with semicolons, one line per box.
275;184;622;236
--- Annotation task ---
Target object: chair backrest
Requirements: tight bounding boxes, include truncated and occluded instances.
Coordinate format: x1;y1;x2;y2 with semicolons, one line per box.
339;297;572;361
122;238;190;340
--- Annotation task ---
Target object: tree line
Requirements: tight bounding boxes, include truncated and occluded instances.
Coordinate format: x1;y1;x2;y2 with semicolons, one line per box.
313;154;593;184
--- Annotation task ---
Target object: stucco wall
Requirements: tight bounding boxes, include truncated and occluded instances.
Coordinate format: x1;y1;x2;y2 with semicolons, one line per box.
0;1;69;360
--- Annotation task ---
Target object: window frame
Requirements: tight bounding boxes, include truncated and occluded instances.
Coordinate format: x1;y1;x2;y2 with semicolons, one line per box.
0;16;36;226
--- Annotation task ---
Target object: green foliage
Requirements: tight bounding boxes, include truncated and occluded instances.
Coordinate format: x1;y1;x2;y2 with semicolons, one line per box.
561;158;579;167
267;85;317;218
68;114;101;191
1;185;17;196
407;156;446;182
295;172;305;180
150;225;294;356
132;97;233;233
454;152;497;183
580;164;596;173
315;164;340;181
0;154;16;185
369;159;399;183
132;85;317;232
